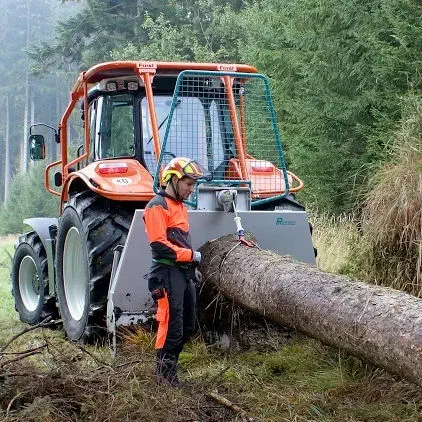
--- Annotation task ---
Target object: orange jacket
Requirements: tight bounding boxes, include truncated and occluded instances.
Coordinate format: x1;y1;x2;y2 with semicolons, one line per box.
143;189;194;263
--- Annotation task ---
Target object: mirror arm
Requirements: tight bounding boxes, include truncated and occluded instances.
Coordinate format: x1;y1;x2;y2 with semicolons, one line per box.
30;123;58;137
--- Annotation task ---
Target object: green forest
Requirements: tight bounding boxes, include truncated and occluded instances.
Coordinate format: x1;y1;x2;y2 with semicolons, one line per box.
1;0;421;214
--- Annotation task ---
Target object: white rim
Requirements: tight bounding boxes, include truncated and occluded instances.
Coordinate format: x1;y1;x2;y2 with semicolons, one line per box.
63;227;87;321
19;255;40;312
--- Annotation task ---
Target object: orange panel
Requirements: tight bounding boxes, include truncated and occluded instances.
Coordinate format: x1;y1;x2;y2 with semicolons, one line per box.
66;159;155;202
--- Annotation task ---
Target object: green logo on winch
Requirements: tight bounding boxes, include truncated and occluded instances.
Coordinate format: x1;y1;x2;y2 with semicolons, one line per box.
276;217;296;226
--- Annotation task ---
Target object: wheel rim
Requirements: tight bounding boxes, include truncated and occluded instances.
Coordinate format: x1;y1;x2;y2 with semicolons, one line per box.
19;255;40;312
63;227;87;321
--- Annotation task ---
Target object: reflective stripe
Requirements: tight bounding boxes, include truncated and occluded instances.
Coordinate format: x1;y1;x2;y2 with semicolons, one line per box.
153;258;176;266
155;292;169;349
152;258;191;270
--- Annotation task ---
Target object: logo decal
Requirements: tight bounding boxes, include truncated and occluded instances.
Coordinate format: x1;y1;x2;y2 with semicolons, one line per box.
276;217;296;226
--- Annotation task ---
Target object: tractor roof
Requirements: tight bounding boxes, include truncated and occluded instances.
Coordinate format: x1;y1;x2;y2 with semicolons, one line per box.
71;61;258;96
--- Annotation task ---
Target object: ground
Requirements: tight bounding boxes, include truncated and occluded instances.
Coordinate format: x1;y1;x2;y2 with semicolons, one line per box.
1;236;422;421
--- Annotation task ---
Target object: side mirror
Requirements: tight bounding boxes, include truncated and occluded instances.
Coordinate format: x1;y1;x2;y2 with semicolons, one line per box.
54;172;63;187
29;134;46;160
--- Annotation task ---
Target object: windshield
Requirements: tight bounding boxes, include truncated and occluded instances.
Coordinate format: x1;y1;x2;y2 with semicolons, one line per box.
95;94;135;159
141;96;233;176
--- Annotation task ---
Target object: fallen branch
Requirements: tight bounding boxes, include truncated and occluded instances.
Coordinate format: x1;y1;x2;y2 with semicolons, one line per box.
6;391;26;418
0;345;50;356
1;372;47;378
206;391;255;421
0;316;59;352
76;345;114;371
0;344;47;367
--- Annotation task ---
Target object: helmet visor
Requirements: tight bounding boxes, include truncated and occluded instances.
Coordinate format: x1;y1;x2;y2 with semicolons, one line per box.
182;160;212;181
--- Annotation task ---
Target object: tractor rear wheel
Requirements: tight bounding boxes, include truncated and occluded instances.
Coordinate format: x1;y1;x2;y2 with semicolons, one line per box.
11;232;56;324
55;191;132;343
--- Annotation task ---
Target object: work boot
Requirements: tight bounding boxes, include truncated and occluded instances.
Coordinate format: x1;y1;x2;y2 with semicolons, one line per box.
156;351;181;387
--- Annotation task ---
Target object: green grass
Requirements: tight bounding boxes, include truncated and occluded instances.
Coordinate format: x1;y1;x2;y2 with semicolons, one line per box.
180;338;422;421
0;238;23;343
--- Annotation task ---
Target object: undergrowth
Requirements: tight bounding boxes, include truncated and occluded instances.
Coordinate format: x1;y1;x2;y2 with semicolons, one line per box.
0;238;22;343
311;212;361;278
1;233;422;421
1;325;422;422
313;96;422;298
359;96;422;296
3;143;422;422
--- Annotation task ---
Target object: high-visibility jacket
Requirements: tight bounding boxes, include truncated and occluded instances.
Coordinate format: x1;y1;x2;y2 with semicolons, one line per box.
144;188;197;353
143;188;194;263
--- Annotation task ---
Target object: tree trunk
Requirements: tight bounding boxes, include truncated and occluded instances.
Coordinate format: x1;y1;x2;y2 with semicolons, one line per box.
29;92;34;167
4;95;10;201
199;234;422;387
21;0;30;173
22;71;29;173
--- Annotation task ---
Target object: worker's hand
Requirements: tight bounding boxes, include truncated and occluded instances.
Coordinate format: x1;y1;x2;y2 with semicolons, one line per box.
193;251;201;263
194;267;203;285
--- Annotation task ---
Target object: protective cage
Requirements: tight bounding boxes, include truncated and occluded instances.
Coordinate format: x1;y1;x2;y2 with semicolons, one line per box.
153;71;294;207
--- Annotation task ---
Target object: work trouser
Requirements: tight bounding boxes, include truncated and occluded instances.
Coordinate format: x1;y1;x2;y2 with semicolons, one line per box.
148;264;196;356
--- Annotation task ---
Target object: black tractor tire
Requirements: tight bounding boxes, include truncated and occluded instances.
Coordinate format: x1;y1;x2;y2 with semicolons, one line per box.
55;191;132;343
11;232;57;324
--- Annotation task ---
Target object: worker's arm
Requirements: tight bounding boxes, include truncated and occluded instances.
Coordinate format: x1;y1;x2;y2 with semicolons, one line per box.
144;205;194;263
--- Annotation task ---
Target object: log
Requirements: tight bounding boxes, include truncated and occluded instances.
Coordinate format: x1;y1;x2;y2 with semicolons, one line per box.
199;235;422;387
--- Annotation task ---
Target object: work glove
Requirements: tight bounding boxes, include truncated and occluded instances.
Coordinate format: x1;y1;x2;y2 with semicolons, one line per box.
194;267;203;285
193;250;201;264
151;287;166;301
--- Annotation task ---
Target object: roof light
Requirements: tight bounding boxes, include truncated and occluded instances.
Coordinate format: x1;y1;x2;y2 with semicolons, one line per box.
106;81;117;92
125;81;139;91
97;163;128;175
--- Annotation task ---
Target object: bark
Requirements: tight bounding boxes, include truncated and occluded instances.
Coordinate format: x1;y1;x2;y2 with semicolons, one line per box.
22;73;29;173
199;234;422;387
4;95;10;201
21;0;30;173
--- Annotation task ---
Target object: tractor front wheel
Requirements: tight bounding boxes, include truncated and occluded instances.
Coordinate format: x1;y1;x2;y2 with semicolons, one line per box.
11;232;56;324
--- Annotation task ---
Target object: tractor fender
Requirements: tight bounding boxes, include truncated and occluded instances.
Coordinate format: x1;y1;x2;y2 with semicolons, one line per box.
23;217;58;296
61;172;93;208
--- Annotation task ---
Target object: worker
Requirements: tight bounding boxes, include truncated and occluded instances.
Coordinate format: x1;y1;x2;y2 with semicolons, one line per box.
143;157;211;386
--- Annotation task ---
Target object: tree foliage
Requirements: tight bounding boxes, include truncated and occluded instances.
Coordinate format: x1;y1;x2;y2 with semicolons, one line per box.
0;164;59;235
0;0;78;204
239;0;422;212
33;0;244;69
28;0;422;215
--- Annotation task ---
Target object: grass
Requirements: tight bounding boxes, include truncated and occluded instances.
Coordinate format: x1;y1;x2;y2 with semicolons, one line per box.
311;212;362;277
1;238;422;421
358;96;422;296
0;236;23;343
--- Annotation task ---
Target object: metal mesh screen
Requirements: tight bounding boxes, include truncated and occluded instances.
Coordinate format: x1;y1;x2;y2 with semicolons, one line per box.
155;71;290;201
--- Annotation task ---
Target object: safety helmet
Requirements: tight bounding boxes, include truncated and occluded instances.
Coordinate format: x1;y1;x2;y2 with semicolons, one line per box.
162;157;211;184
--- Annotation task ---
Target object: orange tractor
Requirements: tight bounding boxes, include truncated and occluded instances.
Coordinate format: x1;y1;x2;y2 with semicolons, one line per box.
12;61;315;343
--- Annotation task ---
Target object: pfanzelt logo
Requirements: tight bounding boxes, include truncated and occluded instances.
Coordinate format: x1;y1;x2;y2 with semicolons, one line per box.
276;217;296;226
